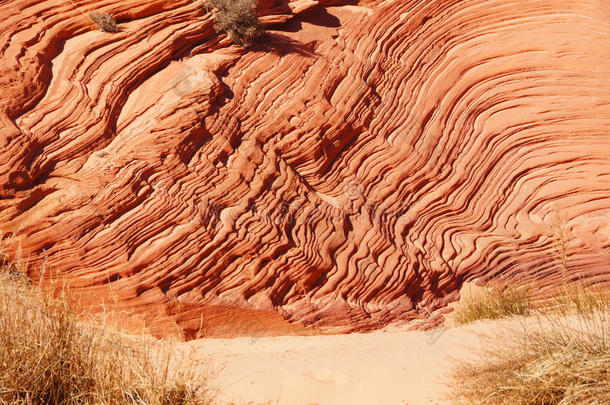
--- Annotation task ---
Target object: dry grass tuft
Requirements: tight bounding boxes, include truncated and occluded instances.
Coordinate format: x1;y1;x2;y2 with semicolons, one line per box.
547;283;610;317
454;279;610;326
204;0;260;47
453;281;533;325
0;251;214;404
89;12;118;33
452;310;610;404
450;279;610;404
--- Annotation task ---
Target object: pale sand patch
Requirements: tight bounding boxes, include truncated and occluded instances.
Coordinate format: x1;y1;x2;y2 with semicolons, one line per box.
183;320;502;404
177;281;587;404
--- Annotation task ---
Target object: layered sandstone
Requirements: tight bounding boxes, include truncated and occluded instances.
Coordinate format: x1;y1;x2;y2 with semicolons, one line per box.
1;0;610;337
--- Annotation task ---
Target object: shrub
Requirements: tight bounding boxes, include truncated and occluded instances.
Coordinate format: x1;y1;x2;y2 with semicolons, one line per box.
205;0;260;47
89;12;118;33
0;252;213;404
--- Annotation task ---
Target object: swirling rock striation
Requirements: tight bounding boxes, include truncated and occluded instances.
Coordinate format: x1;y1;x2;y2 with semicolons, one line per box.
1;0;610;337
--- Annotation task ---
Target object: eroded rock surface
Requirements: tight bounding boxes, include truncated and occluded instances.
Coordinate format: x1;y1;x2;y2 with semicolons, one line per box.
1;0;610;337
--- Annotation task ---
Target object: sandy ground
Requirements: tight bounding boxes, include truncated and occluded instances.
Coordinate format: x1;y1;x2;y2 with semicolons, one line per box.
181;282;497;404
179;282;608;404
187;322;494;405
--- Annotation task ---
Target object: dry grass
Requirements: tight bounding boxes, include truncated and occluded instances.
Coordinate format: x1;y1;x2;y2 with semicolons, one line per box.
454;279;610;326
452;310;610;404
451;281;610;404
0;252;214;404
89;12;118;33
204;0;260;47
453;281;533;325
546;283;610;317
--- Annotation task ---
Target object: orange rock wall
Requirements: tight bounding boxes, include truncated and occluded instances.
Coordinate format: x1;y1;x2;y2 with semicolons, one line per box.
1;0;610;337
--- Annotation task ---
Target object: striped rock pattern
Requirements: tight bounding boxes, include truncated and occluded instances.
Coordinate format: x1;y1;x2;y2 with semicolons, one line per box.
1;0;610;337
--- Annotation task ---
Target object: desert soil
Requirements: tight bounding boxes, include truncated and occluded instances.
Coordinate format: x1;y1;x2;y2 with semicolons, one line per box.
187;320;495;404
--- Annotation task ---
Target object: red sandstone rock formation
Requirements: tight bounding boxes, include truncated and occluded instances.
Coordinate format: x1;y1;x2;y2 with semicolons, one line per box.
1;0;610;338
